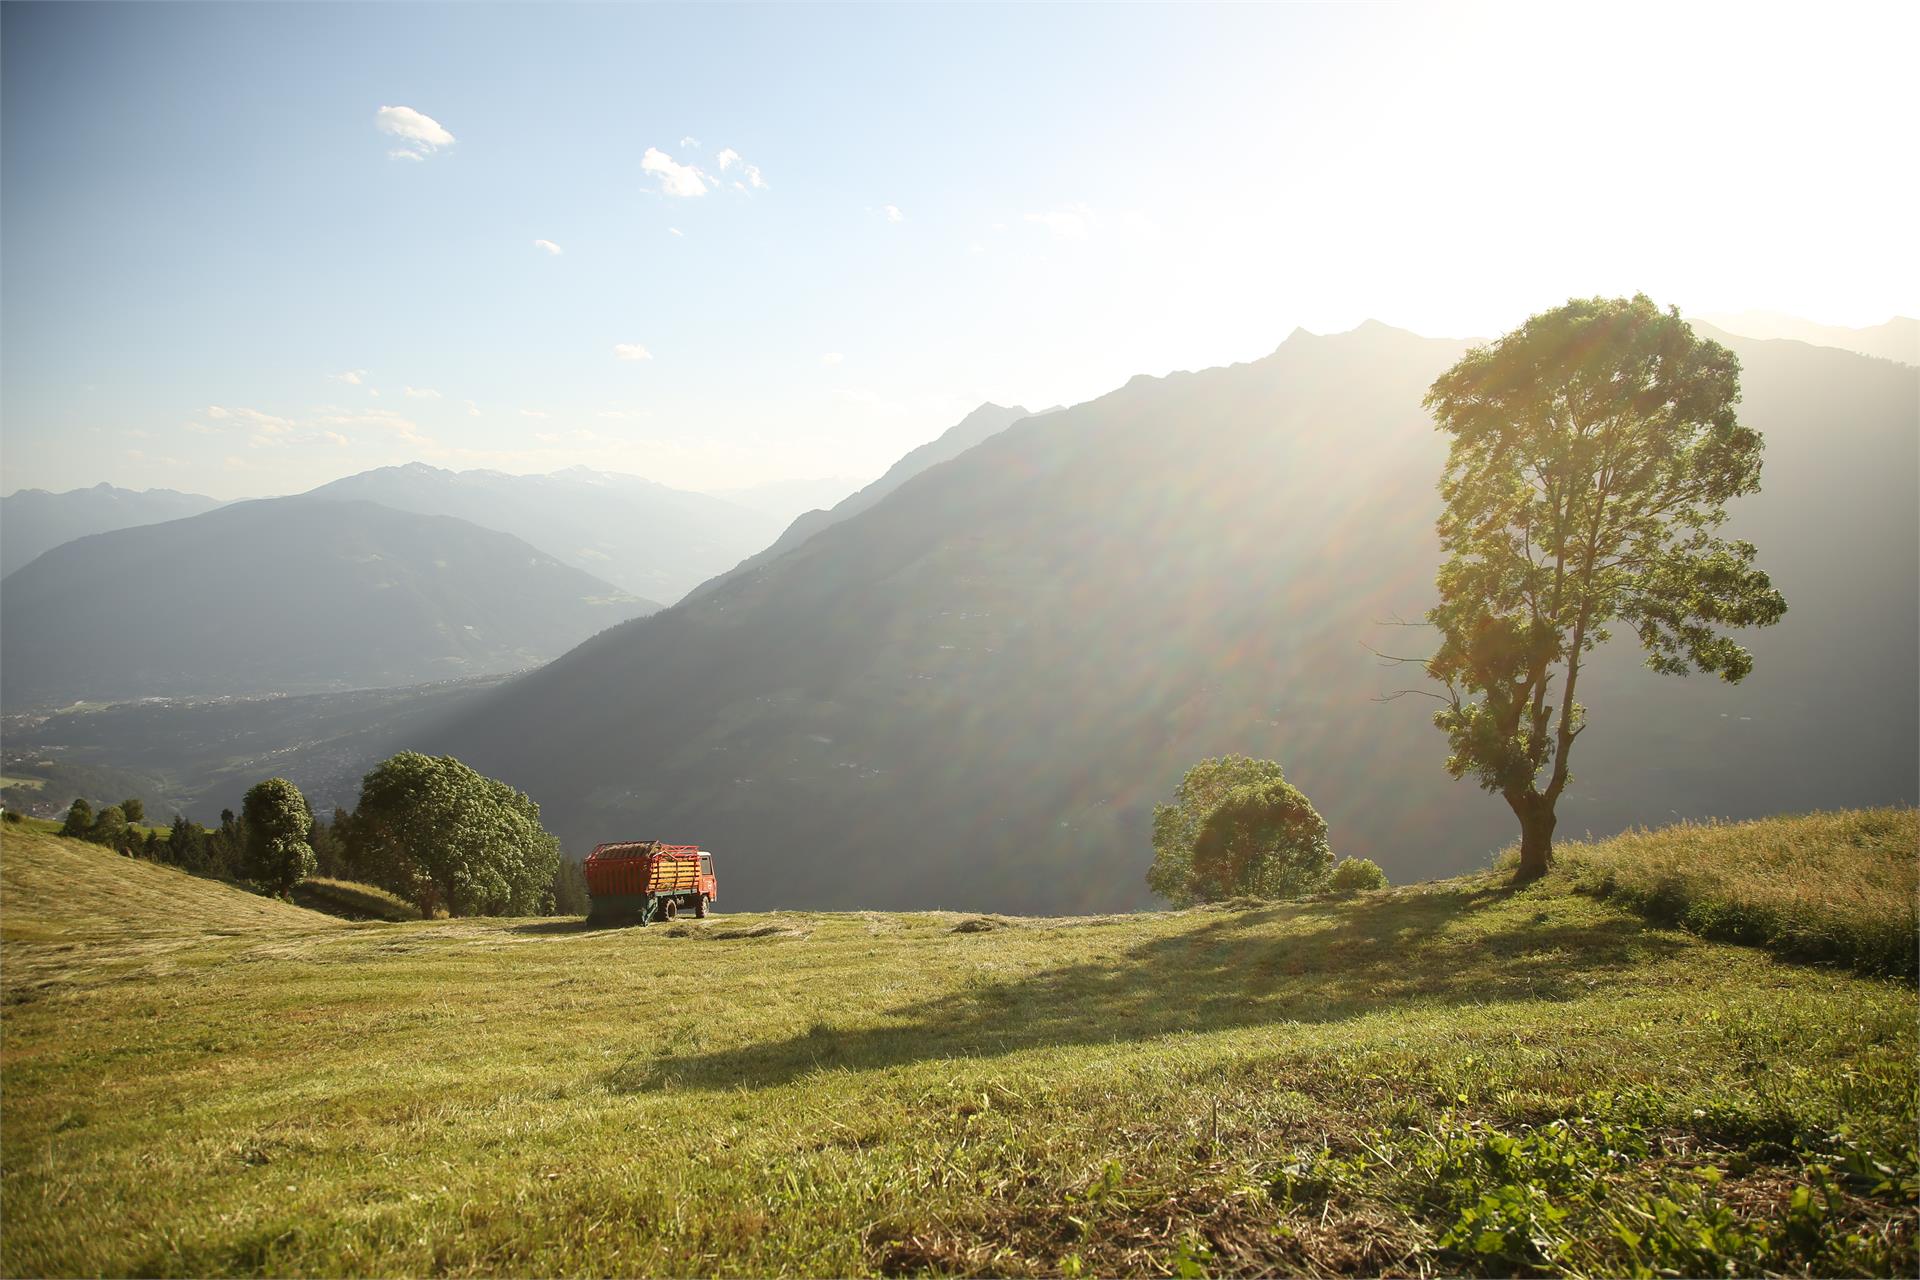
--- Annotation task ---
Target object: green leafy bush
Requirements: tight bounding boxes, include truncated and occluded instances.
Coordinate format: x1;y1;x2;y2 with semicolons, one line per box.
1147;755;1289;905
1148;757;1332;903
346;752;559;918
1328;856;1387;895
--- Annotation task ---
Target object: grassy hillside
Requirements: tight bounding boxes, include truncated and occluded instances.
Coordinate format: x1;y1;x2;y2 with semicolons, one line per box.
292;876;421;922
1552;808;1917;976
0;826;340;1002
1;815;1914;1277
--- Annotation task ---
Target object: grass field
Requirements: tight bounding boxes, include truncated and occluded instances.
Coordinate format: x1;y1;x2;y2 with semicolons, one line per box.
1;816;1914;1277
1550;808;1917;976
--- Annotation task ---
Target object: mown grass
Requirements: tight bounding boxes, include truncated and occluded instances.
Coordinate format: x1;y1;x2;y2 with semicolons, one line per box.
1;815;1914;1277
1551;808;1917;977
294;876;421;922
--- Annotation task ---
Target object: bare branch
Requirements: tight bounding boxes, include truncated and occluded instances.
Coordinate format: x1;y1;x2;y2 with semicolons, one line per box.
1373;688;1451;704
1359;640;1434;667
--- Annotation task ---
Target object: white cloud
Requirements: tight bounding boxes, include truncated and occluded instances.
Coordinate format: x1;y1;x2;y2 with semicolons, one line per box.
375;105;455;160
460;399;481;417
323;431;350;447
668;227;684;237
821;352;845;366
520;408;550;420
613;342;653;362
403;386;441;400
1025;205;1091;239
711;148;766;189
208;405;294;434
881;204;905;223
642;147;708;197
314;406;436;450
533;239;563;255
332;370;366;386
679;135;700;149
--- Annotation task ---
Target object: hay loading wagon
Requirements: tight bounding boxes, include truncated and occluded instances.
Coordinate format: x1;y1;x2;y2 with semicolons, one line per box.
583;841;716;925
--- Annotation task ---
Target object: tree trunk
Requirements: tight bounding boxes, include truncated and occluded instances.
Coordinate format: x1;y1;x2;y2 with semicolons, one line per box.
1508;793;1557;883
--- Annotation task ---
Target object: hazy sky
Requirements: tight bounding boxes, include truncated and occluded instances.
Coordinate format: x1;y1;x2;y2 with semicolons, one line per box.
3;1;1914;499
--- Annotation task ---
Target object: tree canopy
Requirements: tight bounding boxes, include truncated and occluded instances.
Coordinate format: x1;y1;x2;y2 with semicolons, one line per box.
1147;755;1289;904
1147;756;1332;903
346;752;559;918
1190;777;1333;900
59;798;93;840
1423;295;1786;879
241;777;315;899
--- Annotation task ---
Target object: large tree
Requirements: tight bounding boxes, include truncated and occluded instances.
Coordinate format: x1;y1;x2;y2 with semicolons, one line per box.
1147;756;1332;903
1147;755;1290;904
1190;776;1333;901
1423;295;1786;881
241;777;316;899
346;752;559;918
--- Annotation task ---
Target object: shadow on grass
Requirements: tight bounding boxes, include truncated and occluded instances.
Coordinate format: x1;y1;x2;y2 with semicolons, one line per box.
606;886;1686;1094
513;918;628;935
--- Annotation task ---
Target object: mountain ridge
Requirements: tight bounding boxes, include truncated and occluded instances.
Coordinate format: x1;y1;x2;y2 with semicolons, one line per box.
301;463;783;603
687;401;1033;600
0;496;658;708
1;483;226;578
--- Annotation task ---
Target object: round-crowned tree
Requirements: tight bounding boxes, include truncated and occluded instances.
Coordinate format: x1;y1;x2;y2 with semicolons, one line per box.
346;752;559;918
1190;775;1333;901
1147;755;1291;905
241;778;316;899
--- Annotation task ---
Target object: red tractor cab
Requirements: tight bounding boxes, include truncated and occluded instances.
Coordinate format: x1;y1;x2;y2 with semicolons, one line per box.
582;841;716;925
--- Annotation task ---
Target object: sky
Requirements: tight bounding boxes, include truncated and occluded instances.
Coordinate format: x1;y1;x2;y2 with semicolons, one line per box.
3;1;1915;500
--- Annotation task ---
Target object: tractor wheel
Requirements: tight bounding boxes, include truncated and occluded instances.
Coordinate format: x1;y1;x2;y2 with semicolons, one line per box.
694;894;709;919
660;896;678;922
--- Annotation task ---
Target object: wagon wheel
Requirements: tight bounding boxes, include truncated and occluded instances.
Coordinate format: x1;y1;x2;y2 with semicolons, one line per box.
694;894;709;919
660;896;679;922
